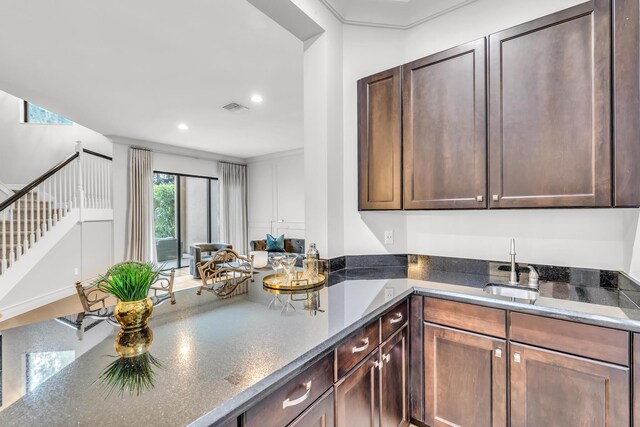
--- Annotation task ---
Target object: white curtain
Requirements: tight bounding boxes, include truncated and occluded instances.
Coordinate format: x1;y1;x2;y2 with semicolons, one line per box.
219;162;248;254
126;148;157;262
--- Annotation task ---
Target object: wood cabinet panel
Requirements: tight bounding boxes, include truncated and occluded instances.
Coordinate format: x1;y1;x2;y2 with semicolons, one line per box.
614;0;640;207
409;296;424;423
424;323;507;427
424;297;506;338
380;328;408;427
403;38;487;210
510;343;629;427
510;312;629;366
381;299;407;341
335;321;380;380
335;351;380;427
358;67;402;210
288;389;335;427
488;0;611;208
246;352;334;427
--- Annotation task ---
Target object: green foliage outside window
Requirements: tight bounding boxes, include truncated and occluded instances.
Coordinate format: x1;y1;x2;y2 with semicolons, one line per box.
154;183;176;239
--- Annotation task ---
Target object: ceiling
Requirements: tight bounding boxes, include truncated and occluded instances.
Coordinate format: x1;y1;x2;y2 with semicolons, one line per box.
0;0;303;159
321;0;479;29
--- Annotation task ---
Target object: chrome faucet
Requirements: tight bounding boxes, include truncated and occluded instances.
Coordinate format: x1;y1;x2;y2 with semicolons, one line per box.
507;238;539;289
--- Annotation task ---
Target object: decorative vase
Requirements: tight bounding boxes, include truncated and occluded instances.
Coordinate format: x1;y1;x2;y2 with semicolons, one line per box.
115;326;154;358
114;297;153;332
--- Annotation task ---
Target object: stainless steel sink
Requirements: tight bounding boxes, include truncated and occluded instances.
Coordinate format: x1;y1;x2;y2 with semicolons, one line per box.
484;283;539;301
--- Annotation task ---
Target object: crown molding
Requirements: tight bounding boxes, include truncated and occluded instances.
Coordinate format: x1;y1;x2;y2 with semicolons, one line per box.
246;147;304;163
319;0;479;30
108;135;247;164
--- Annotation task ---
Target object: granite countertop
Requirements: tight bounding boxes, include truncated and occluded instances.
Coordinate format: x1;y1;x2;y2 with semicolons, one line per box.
1;268;640;426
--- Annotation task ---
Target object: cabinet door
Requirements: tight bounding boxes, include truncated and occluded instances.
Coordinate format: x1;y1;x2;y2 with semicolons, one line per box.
403;38;487;210
288;390;335;427
488;1;611;208
613;0;640;207
358;67;402;210
380;328;408;427
510;343;629;426
424;323;506;427
335;351;380;427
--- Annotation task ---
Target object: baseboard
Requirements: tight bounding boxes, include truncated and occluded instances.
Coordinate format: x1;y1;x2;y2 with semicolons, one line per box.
409;418;429;427
0;285;76;321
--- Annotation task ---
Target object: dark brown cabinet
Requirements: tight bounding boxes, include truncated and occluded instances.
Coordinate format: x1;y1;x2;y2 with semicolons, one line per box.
488;1;611;208
424;323;507;427
613;0;640;207
357;67;402;210
335;327;408;427
288;390;335;427
510;343;630;426
403;38;487;210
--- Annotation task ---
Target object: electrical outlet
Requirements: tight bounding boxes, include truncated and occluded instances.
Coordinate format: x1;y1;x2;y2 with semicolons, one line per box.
384;230;394;244
74;268;79;275
384;288;394;301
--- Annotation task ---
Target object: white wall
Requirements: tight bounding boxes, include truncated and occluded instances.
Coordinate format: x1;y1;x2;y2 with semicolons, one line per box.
335;0;640;274
247;150;305;246
0;90;112;185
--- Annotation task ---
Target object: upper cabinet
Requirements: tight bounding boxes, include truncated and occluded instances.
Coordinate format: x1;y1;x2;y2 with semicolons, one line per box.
358;67;403;210
488;0;611;208
613;0;640;207
357;0;640;211
403;39;487;210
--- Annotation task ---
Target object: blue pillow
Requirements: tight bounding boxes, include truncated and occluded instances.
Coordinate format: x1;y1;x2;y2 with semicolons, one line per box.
266;234;285;252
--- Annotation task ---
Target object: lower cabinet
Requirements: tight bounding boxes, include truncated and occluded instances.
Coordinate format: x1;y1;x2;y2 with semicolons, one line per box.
336;327;408;427
510;343;630;427
424;323;507;427
289;390;335;427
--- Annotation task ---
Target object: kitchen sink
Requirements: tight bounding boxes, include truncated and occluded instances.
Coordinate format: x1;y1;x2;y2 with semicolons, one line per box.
483;283;539;301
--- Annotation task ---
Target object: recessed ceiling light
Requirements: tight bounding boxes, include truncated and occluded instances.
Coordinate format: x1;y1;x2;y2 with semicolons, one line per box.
251;94;263;103
178;123;189;131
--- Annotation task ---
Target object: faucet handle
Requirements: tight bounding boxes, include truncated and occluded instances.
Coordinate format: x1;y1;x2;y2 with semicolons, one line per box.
527;265;539;288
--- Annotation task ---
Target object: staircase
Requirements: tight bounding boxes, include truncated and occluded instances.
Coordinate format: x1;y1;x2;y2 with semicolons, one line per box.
0;141;112;276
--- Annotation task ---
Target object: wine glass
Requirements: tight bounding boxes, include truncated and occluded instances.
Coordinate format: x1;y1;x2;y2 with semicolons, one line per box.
281;255;298;285
269;255;284;284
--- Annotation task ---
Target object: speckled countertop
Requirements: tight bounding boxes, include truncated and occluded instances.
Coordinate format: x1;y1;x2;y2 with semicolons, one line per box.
1;270;640;427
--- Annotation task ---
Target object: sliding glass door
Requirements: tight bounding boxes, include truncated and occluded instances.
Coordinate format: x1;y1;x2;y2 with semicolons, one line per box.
153;172;218;269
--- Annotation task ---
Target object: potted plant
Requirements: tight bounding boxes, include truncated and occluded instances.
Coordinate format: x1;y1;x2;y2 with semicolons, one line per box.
98;261;160;331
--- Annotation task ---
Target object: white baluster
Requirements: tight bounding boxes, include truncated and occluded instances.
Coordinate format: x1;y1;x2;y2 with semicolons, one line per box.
15;200;21;260
101;159;106;208
107;160;112;208
73;159;77;209
93;156;97;208
30;190;35;245
37;184;42;242
76;143;85;215
9;206;14;266
23;196;29;251
58;171;63;220
1;209;6;273
47;178;53;230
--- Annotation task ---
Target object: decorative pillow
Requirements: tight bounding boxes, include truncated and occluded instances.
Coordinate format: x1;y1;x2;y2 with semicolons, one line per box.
266;234;285;252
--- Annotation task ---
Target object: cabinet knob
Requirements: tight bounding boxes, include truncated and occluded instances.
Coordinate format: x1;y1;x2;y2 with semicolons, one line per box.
514;352;521;363
492;195;500;201
382;353;391;363
495;348;502;358
374;360;384;370
476;195;484;202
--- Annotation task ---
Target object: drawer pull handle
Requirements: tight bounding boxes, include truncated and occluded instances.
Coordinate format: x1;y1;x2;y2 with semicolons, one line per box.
352;337;370;353
389;312;403;324
282;381;312;409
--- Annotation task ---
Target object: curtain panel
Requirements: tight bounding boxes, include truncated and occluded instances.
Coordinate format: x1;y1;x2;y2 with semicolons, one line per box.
126;148;157;262
219;162;248;255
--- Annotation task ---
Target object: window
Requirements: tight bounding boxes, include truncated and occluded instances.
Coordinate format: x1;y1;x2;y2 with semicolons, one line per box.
22;101;72;125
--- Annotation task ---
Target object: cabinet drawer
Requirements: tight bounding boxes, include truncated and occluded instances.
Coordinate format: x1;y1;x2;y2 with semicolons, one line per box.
510;312;629;366
336;321;380;379
424;297;506;338
381;300;408;341
245;352;334;427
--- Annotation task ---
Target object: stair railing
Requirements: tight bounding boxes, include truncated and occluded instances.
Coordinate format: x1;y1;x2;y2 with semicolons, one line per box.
0;141;112;275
